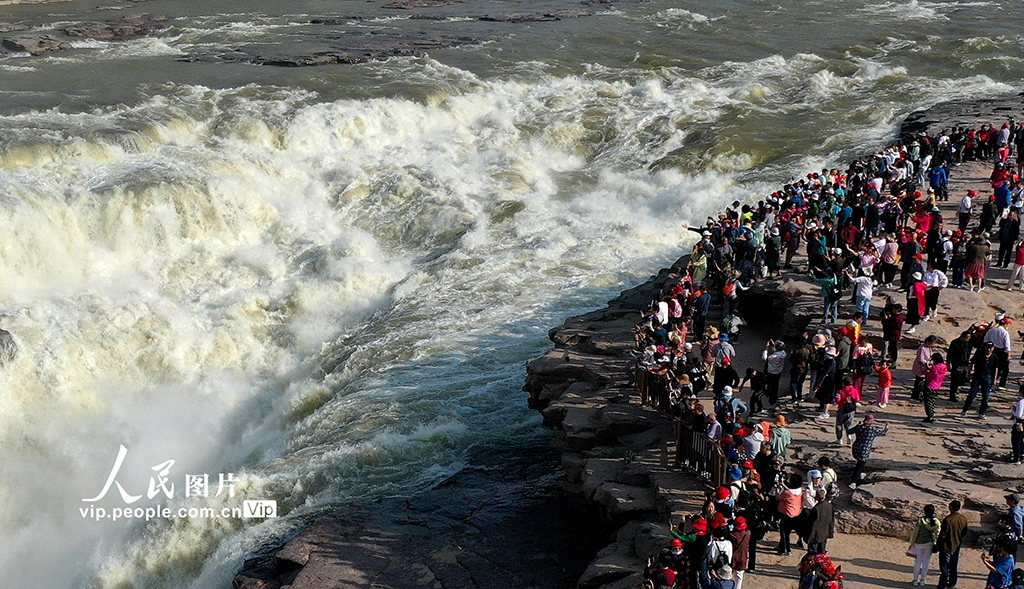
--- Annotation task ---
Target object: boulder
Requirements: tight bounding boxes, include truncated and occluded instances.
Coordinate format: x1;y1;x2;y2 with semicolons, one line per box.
577;542;642;589
2;35;71;55
0;23;28;33
0;329;16;366
592;483;657;519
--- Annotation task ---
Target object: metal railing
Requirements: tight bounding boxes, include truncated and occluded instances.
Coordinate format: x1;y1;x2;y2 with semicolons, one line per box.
636;364;727;488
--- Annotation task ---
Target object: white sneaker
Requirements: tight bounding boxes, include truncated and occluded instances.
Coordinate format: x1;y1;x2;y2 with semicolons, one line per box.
906;327;916;334
980;287;987;292
879;403;887;408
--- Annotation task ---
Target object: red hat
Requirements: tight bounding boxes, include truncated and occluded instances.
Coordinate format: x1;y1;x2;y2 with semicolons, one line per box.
715;486;731;501
692;518;708;534
991;195;997;201
968;190;977;197
734;516;747;531
721;356;731;365
670;538;684;548
742;460;754;469
711;512;728;529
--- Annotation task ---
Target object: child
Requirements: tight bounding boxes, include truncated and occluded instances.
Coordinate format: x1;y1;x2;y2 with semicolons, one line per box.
923;352;949;423
874;361;893;408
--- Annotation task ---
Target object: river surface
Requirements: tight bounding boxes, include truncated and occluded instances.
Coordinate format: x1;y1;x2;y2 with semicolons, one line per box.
0;0;1020;587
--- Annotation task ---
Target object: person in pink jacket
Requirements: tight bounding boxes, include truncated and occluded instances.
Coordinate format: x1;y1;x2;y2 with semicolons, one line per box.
923;352;949;423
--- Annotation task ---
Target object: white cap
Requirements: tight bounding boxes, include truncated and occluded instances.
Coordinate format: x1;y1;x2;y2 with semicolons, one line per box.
722;386;733;397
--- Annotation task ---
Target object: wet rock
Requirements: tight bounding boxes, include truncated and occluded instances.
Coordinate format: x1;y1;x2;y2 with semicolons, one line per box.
0;23;29;33
0;329;15;366
63;14;167;41
181;34;476;68
1;34;71;55
383;0;468;8
478;10;591;22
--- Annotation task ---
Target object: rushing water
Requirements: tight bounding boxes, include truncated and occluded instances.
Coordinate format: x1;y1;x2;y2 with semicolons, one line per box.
0;0;1020;587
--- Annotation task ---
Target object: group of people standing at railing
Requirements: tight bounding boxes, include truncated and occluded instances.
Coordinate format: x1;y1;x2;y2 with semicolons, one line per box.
635;118;1024;589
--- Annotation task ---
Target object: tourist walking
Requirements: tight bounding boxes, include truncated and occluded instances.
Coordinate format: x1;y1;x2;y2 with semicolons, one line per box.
834;378;860;445
849;414;888;488
923;352;948;423
962;342;998;418
948;330;974;403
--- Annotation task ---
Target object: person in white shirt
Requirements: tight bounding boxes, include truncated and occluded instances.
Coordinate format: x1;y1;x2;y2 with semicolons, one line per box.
847;268;875;325
1012;386;1024;464
984;314;1013;390
762;340;787;410
922;264;949;321
958;190;975;232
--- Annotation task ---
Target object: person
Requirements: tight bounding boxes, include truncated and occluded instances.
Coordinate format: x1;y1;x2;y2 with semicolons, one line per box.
965;232;991;292
936;500;968;589
948;330;974;403
762;341;787;411
881;302;905;364
1008;238;1024;291
806;488;834;555
834;377;860;445
728;517;751;589
1004;493;1024;543
848;268;874;324
982;541;1015;589
985;313;1012;391
912;336;938;401
875;360;893;408
963;342;999;419
813;268;841;324
908;504;941;586
776;474;804;556
999;210;1021;268
706;527;735;589
769;414;792;462
1013;385;1024;465
905;272;927;334
714;333;737;367
923;352;949;423
817;456;838;493
959;190;975;232
789;336;812;402
713;357;741;398
849;414;888;488
813;347;838;420
738;368;767;416
715;387;747;435
922;263;948;321
707;413;723;441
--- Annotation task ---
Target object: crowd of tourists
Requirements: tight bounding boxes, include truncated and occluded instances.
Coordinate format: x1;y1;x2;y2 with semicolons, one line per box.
634;119;1024;589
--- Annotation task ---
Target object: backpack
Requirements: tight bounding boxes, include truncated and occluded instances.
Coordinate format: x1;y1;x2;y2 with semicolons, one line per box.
827;281;843;302
721;398;737;424
855;352;875;376
712;544;730;571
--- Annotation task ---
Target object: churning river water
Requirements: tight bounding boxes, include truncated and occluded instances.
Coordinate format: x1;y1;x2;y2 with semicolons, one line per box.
0;0;1020;586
